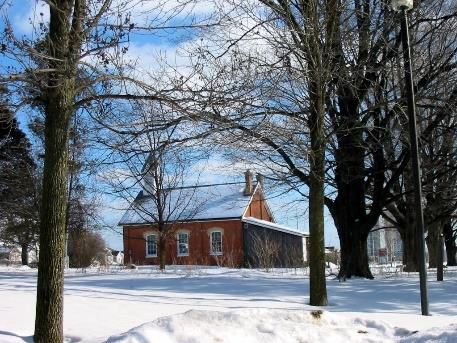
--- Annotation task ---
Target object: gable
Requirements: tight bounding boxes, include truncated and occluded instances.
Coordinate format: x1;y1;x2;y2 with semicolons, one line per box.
243;185;275;222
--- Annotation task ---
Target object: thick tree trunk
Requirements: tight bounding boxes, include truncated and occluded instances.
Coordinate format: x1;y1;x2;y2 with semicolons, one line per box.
443;221;457;266
337;225;373;279
34;1;77;341
331;153;374;280
21;243;29;265
34;101;71;342
308;85;328;306
330;93;377;279
399;224;419;272
159;235;166;271
426;222;440;268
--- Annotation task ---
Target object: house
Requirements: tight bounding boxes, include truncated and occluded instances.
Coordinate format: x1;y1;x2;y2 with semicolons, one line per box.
103;248;114;265
110;249;124;265
119;170;308;267
0;243;39;265
0;245;21;264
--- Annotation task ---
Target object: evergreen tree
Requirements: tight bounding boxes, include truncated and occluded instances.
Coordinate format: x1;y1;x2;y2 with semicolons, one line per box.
0;87;40;265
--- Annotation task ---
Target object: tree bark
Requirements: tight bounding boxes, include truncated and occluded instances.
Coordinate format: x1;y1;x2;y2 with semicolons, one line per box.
21;243;29;265
308;82;328;306
399;223;419;272
34;95;71;342
34;1;79;341
426;222;441;268
330;93;378;279
443;220;457;266
437;233;443;281
159;235;166;271
337;224;373;279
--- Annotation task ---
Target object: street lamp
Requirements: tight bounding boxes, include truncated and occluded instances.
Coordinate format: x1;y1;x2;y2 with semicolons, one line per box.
392;0;429;316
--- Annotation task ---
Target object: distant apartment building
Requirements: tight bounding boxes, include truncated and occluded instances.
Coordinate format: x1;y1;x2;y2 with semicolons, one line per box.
367;225;403;263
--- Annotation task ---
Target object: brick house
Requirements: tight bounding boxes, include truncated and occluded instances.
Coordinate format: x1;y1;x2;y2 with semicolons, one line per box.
119;170;308;267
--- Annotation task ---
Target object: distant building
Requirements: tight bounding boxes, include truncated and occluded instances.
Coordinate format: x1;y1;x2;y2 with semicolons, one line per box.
0;245;21;263
0;243;38;265
110;249;124;265
119;170;308;268
367;226;403;263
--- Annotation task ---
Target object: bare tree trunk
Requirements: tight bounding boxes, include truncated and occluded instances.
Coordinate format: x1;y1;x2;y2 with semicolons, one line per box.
426;222;440;268
21;243;29;265
308;84;328;306
437;233;444;281
159;235;166;271
443;220;457;266
34;1;79;341
338;226;373;279
399;223;418;272
34;99;71;341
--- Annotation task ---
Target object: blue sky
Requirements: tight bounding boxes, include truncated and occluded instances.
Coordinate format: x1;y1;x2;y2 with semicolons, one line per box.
1;0;340;252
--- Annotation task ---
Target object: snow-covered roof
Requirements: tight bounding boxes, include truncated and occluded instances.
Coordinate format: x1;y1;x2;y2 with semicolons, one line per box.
242;217;308;237
119;182;256;225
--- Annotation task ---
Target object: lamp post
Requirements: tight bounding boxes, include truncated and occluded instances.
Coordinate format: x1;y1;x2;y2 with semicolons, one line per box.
392;0;429;316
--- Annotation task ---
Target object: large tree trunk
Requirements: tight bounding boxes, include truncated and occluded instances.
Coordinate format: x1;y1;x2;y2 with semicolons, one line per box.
443;220;457;266
159;235;166;271
21;243;29;265
330;93;377;279
34;97;71;342
308;82;328;306
337;223;373;279
34;1;79;341
398;223;419;272
426;222;441;268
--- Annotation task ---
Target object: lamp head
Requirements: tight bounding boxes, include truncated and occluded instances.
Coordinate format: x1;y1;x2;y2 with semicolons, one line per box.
392;0;413;11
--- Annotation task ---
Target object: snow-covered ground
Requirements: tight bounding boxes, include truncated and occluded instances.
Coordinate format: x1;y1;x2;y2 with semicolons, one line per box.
0;265;456;342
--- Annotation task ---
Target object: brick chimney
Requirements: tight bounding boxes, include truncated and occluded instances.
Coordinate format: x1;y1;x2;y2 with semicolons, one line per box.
244;170;253;196
256;173;264;188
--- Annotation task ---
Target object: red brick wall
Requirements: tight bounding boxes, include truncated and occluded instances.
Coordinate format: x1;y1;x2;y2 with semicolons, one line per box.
123;220;243;267
245;189;273;222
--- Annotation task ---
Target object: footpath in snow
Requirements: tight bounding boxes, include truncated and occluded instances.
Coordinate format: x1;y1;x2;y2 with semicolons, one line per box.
0;265;456;342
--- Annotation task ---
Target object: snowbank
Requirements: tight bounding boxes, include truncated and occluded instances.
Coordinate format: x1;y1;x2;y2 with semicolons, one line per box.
400;323;457;343
108;309;413;343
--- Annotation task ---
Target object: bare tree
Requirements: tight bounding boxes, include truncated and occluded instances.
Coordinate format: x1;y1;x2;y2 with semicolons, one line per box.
174;0;457;282
0;1;216;340
68;229;105;268
99;101;209;270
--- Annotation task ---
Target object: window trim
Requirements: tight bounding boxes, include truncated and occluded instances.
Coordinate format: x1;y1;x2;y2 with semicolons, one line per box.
177;232;190;257
145;233;158;257
210;230;223;256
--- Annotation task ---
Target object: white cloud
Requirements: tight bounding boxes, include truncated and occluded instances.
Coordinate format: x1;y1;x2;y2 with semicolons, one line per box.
12;0;49;35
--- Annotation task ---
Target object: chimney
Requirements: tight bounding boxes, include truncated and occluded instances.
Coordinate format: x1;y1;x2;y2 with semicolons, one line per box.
244;170;253;196
256;173;264;188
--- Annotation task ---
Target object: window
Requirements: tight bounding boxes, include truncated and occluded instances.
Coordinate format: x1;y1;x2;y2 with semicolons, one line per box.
146;234;157;257
177;232;189;256
210;231;223;255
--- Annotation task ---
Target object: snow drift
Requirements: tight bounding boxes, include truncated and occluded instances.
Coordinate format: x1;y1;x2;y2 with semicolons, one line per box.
107;309;415;343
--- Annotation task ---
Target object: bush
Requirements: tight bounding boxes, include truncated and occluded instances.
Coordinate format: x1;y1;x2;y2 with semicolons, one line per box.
68;230;106;268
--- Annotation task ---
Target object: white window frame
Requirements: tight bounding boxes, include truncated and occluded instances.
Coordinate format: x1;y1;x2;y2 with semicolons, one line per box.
210;231;223;256
145;234;157;257
177;232;189;257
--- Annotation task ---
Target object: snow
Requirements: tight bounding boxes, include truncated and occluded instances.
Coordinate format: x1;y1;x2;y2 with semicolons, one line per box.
108;309;408;343
1;266;457;342
242;217;307;236
119;183;253;225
